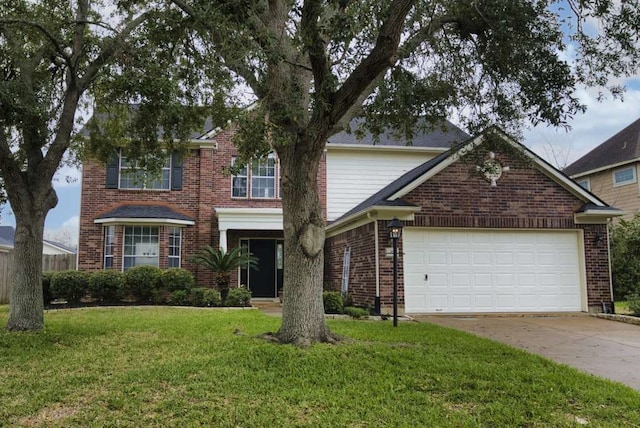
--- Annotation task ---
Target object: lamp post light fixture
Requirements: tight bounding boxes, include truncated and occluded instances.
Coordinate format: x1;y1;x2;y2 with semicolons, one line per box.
387;217;403;327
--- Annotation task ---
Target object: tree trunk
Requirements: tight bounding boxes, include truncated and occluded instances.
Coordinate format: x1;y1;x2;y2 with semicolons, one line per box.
276;141;337;347
6;212;48;331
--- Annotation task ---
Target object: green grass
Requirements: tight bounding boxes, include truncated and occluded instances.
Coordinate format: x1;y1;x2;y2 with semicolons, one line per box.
616;300;631;314
1;306;639;427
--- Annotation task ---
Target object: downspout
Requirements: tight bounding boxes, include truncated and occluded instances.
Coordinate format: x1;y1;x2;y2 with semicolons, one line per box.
368;212;381;314
606;220;615;314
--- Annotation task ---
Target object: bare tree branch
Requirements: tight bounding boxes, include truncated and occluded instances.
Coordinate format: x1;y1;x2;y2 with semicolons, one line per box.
327;0;414;127
301;0;331;95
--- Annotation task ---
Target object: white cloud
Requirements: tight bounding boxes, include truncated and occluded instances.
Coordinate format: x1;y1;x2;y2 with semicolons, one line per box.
44;215;79;249
524;86;640;167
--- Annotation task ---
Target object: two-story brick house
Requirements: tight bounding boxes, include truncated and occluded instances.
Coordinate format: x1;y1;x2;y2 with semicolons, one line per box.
78;119;465;299
79;120;620;313
79;124;301;298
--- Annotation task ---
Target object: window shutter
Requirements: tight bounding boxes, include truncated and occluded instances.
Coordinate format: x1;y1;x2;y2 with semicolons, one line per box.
171;151;183;190
105;150;119;189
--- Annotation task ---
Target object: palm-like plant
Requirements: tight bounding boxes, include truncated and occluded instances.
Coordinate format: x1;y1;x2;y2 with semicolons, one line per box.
190;245;259;302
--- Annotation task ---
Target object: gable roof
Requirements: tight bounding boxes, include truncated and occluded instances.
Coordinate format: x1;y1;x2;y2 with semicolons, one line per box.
43;239;77;254
0;226;76;253
0;226;15;247
327;118;469;148
327;126;619;232
564;117;640;177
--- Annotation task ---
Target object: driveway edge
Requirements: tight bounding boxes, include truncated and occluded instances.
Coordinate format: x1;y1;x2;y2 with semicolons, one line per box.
594;313;640;326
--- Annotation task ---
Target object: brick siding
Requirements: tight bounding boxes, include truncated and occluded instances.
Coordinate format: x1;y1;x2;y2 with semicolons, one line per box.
325;149;613;313
78;128;326;288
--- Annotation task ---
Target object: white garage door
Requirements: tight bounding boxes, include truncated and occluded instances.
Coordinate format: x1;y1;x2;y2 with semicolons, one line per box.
403;229;583;314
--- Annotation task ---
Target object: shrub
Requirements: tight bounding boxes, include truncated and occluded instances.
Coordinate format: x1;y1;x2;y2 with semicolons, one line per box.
202;288;222;307
123;266;162;303
160;268;195;292
152;289;171;305
627;293;640;316
88;270;124;302
171;290;189;306
42;271;55;305
50;270;89;304
188;287;206;306
344;306;369;319
323;291;344;314
610;215;640;300
225;286;252;307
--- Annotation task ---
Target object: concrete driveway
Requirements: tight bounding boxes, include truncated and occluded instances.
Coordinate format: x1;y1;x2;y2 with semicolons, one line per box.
419;314;640;390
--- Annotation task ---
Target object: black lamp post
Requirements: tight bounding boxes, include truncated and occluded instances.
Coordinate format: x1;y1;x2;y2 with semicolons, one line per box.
387;217;403;327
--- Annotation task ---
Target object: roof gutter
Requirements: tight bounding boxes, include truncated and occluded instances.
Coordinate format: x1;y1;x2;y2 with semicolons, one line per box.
326;205;420;238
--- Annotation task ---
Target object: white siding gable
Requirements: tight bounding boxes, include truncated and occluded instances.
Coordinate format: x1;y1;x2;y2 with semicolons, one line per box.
326;148;437;221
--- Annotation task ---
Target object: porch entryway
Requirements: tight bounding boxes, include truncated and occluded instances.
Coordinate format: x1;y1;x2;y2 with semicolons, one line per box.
239;238;284;298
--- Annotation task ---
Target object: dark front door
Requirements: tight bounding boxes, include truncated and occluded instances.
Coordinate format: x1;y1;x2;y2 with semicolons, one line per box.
248;239;276;298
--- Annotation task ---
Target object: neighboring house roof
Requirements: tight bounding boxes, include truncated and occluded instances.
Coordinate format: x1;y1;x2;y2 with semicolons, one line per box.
94;204;195;225
564;117;640;177
0;226;15;246
43;239;77;254
327;118;469;148
0;226;76;253
328;126;620;231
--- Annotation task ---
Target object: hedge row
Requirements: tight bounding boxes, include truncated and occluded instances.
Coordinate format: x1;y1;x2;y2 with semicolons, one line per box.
43;266;251;307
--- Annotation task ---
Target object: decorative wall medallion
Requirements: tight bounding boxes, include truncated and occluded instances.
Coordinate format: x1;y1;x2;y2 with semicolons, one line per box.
476;152;510;187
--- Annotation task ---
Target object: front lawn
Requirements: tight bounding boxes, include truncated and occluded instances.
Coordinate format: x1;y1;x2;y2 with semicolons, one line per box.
1;306;639;426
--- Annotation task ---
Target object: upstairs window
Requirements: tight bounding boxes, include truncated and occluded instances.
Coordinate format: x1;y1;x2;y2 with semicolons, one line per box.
232;158;248;198
613;167;636;187
251;154;276;198
120;155;170;190
105;150;183;191
576;178;590;191
232;154;279;199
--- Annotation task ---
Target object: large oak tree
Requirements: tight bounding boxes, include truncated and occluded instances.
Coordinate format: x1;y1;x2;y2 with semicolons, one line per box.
171;0;640;346
0;0;224;331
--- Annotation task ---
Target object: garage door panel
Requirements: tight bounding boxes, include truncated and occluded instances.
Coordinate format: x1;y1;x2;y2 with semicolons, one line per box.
474;274;493;287
450;252;470;265
428;252;447;265
404;229;583;313
473;252;491;265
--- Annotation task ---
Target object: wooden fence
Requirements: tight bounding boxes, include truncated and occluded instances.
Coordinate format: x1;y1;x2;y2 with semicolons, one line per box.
0;252;77;304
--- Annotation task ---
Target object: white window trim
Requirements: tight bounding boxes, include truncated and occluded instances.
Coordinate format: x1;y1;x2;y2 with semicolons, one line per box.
576;178;590;191
613;166;636;187
122;226;160;270
251;154;277;199
119;152;171;191
168;227;182;268
231;154;280;200
231;157;248;199
103;225;115;269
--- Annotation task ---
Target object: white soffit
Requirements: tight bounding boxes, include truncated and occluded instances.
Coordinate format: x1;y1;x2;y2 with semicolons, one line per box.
215;207;283;230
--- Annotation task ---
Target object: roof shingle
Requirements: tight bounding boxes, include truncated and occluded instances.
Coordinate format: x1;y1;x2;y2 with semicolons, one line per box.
96;205;194;222
564;117;640;176
327;118;469;148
